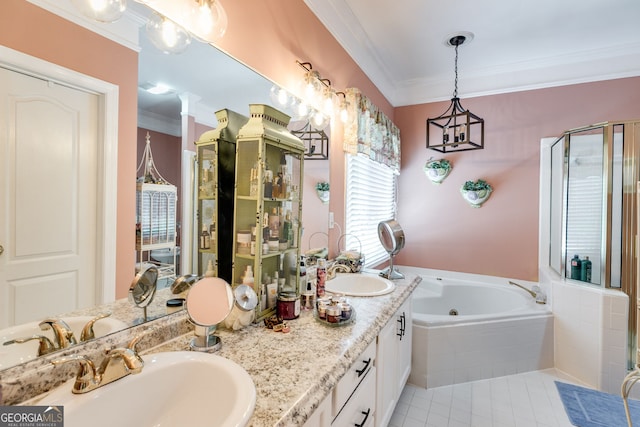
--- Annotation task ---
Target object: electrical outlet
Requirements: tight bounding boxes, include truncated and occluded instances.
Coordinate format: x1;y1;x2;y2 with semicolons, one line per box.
329;212;334;229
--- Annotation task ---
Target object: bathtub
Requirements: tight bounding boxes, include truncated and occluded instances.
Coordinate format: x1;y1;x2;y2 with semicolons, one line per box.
406;272;554;388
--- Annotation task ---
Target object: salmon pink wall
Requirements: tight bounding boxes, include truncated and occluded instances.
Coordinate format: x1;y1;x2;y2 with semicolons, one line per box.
394;77;640;281
0;0;137;299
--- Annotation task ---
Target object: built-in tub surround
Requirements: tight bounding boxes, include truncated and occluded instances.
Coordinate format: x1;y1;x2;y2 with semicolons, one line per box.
401;266;553;388
4;274;419;427
540;266;630;396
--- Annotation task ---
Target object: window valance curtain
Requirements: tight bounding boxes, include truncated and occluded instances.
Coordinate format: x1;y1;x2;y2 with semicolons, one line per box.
343;88;401;174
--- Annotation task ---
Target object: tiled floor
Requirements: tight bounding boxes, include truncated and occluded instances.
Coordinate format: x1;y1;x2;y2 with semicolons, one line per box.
390;369;581;427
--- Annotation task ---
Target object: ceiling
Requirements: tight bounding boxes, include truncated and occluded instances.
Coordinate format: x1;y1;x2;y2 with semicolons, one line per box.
304;0;640;106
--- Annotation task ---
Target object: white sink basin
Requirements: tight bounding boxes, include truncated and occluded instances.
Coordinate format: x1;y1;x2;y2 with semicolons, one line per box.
0;316;128;370
325;274;396;296
40;351;256;427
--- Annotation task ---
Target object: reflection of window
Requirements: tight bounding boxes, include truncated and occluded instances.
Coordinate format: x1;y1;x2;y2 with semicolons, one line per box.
136;184;177;248
345;154;397;267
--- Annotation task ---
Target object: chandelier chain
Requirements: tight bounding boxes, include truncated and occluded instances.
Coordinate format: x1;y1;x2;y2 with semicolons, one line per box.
453;43;459;99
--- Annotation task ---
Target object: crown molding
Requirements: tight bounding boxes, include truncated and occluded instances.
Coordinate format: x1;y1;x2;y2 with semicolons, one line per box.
27;0;141;51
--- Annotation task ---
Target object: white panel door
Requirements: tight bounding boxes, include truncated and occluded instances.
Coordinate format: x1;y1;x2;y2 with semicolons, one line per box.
0;67;99;328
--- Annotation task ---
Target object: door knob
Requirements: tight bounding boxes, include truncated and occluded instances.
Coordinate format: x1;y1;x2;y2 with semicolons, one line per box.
0;245;3;255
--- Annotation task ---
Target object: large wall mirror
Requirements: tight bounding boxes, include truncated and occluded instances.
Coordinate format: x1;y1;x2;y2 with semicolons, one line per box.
0;1;329;371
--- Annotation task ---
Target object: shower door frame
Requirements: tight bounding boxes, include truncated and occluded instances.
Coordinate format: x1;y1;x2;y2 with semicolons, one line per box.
549;120;639;368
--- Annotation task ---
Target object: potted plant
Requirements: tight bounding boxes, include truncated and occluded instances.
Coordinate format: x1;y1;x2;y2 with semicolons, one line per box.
460;179;492;207
423;158;452;184
316;181;330;204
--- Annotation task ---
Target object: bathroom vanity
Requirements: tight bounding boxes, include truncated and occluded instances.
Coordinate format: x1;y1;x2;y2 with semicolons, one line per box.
2;273;418;426
150;273;418;426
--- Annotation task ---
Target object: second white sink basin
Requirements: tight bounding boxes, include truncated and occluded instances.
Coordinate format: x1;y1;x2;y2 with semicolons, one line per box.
0;316;128;370
325;274;396;296
40;351;256;427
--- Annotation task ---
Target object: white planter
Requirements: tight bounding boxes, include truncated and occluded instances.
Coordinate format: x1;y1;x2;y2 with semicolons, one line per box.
424;160;451;184
316;189;330;204
461;188;491;208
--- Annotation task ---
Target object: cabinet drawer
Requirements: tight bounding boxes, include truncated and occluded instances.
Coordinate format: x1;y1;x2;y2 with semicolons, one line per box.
332;367;376;427
333;340;376;417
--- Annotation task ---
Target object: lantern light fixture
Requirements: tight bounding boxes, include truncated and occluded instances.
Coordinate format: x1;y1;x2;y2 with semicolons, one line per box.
426;33;484;153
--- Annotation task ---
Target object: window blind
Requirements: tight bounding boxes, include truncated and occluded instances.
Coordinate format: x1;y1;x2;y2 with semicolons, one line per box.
345;154;397;268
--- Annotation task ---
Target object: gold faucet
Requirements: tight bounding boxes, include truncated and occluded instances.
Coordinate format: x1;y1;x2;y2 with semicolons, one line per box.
327;262;351;280
79;312;113;341
39;318;78;349
51;336;144;394
3;335;58;356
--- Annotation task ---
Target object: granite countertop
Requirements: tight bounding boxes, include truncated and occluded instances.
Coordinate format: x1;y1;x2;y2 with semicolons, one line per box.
2;273;419;426
147;273;420;426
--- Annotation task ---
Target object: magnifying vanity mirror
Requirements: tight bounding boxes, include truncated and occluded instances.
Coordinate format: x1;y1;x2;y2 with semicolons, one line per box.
1;0;330;372
378;220;406;280
186;277;234;352
128;265;159;322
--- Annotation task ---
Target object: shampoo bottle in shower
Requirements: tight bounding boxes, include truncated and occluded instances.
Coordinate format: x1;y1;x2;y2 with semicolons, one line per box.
570;254;581;280
581;256;592;282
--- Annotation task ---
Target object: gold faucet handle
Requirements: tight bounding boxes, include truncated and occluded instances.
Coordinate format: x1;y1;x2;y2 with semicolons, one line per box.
51;355;99;394
103;338;144;375
80;312;113;342
4;335;57;356
39;318;78;348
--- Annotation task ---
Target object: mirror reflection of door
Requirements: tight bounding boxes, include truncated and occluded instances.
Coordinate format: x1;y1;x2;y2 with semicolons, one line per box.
0;67;99;328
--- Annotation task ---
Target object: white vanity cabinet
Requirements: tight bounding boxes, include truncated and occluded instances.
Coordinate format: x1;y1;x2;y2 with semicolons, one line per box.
332;340;377;426
375;298;413;427
304;340;377;427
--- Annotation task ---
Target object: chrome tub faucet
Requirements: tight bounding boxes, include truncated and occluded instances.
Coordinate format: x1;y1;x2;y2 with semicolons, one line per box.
508;281;547;304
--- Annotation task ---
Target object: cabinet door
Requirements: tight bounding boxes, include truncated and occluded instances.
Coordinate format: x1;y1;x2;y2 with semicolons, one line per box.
396;298;412;394
333;368;376;427
375;314;398;427
304;393;332;427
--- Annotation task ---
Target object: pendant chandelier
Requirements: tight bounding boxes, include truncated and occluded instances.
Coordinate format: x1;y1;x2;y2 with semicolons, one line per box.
426;34;484;153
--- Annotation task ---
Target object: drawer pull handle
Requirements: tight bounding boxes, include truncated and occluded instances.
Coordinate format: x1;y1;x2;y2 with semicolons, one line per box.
354;408;371;427
355;358;371;377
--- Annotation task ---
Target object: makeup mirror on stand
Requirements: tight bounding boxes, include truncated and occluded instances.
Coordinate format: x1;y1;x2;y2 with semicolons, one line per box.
129;265;159;322
186;277;234;352
378;220;405;280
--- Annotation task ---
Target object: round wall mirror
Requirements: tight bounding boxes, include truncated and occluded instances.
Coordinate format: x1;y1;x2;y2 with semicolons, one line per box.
129;265;158;321
378;220;405;279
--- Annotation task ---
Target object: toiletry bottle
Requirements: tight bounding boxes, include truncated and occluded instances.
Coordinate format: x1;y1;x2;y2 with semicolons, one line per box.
316;258;327;298
200;225;210;250
282;210;292;248
250;226;256;256
292;216;299;248
209;220;216;246
249;162;259;197
581;256;592;282
264;169;273;198
205;259;215;277
298;256;307;295
263;212;270;241
243;265;255;286
570;254;581;280
269;207;280;238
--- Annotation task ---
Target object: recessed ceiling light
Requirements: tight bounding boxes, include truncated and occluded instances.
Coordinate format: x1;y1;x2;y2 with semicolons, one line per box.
140;82;173;95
